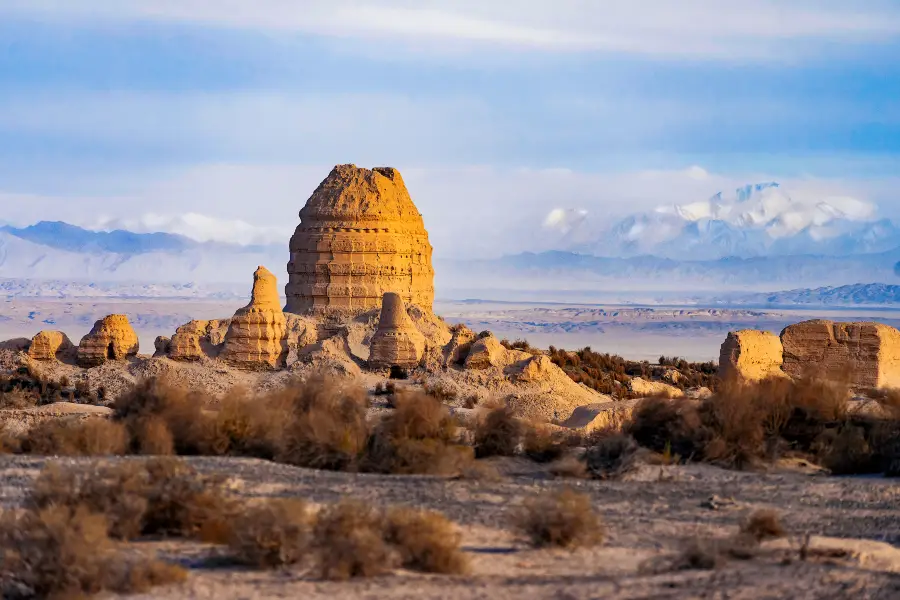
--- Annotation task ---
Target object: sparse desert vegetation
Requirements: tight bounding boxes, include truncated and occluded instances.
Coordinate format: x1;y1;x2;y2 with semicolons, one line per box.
548;346;718;397
1;357;899;598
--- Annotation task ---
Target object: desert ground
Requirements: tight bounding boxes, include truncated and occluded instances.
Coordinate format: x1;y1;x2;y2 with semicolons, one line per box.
1;454;898;599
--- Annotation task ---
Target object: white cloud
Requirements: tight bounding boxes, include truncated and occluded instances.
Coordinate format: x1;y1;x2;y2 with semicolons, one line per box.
86;213;293;246
2;163;898;259
3;0;899;60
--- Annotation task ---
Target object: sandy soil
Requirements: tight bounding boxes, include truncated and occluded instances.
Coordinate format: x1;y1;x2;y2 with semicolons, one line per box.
1;455;897;599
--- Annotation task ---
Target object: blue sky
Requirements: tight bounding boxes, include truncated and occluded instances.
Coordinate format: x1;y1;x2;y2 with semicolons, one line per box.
1;0;899;257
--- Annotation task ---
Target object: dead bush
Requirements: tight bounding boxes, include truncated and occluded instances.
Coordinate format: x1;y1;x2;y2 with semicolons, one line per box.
19;417;129;456
473;403;524;458
384;507;468;574
28;458;235;542
106;559;188;595
134;416;175;456
313;501;394;581
583;432;639;479
0;505;185;599
523;424;571;463
0;505;111;598
0;388;39;410
739;510;785;543
514;488;604;549
671;538;728;570
623;375;858;471
226;499;313;568
29;462;150;539
202;388;290;459
364;392;472;475
278;375;370;471
626;397;708;460
113;377;209;455
141;457;236;540
548;455;589;478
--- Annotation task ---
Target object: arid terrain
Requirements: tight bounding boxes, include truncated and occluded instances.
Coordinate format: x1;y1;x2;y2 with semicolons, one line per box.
1;454;898;599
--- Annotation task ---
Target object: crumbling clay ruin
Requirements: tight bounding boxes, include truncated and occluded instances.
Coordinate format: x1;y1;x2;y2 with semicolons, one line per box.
27;330;74;361
720;320;900;389
718;329;785;382
368;292;425;370
166;320;230;361
285;164;434;314
220;266;288;370
76;315;139;368
781;320;900;389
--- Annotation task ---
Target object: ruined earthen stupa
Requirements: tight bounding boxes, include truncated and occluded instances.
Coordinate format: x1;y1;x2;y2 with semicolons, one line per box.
368;292;425;369
28;330;74;361
76;315;139;368
285;164;434;314
220;266;287;369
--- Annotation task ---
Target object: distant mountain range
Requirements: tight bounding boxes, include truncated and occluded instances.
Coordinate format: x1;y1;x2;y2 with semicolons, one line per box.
568;182;900;260
0;221;285;284
709;283;900;307
4;211;900;304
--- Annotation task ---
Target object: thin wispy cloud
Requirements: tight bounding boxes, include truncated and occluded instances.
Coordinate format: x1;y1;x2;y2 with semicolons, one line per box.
4;0;900;60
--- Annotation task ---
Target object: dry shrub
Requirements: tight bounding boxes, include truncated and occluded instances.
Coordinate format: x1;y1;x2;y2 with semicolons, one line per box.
19;417;128;456
671;537;728;570
113;377;208;455
0;505;112;599
226;499;313;568
107;559;188;595
816;424;875;475
135;416;175;456
626;396;707;460
384;507;468;574
313;501;394;581
202;388;290;459
514;488;604;549
0;505;185;599
28;458;235;541
548;455;589;479
0;388;39;410
523;424;571;463
739;510;785;543
583;432;639;479
624;375;863;470
365;392;472;475
140;458;235;540
278;374;370;471
474;403;524;458
30;462;150;540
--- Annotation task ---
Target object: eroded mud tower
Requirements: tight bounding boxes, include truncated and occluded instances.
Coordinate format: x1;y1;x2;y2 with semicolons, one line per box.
220;266;288;369
285;164;434;314
368;292;426;370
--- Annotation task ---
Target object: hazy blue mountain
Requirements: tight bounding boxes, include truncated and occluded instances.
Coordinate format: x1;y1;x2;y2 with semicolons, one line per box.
713;283;900;306
0;221;196;254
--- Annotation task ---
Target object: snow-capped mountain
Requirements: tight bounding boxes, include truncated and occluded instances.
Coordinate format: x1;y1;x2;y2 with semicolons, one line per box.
579;182;900;260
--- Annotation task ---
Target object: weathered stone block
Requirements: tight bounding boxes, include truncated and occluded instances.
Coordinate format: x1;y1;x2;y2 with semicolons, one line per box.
718;329;785;382
780;320;900;389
